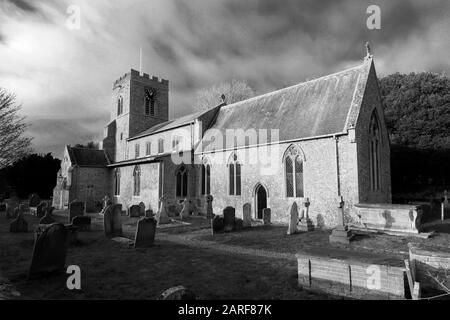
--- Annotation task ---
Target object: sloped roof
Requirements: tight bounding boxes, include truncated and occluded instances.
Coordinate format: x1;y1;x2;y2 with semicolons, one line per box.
198;58;373;152
67;147;109;167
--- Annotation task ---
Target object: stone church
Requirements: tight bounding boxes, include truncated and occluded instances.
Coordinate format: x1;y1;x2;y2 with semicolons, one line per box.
53;51;392;228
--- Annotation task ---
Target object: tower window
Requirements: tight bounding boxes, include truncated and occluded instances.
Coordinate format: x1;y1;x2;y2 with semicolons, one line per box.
172;136;182;151
117;96;124;116
133;165;141;196
145;89;155;116
158;138;164;154
146;142;151;156
135;143;140;158
114;168;121;196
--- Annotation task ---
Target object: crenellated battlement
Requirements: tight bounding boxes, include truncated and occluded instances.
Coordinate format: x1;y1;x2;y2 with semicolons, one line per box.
113;69;169;89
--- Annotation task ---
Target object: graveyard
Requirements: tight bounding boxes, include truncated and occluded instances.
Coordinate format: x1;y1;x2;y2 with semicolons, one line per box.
1;196;450;300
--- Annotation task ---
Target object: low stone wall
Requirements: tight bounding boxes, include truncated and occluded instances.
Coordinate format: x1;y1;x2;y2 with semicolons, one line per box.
409;244;450;292
296;253;406;299
354;203;424;234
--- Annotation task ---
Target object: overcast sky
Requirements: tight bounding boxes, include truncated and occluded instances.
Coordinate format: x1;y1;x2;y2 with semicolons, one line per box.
1;0;449;158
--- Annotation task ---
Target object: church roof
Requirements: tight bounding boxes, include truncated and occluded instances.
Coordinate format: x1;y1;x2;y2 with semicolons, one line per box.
67;147;110;167
198;58;374;152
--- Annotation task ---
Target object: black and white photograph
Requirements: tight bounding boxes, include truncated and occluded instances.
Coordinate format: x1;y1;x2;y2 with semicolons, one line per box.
0;0;449;309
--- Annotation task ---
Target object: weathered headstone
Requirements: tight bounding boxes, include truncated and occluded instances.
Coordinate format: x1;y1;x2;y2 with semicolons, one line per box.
298;198;314;232
72;216;91;231
36;202;47;218
10;211;28;233
263;208;271;225
287;202;299;235
146;209;154;218
139;202;146;216
104;204;122;238
156;197;170;224
28;223;71;279
329;196;354;244
180;199;191;219
128;205;141;218
211;215;224;235
243;203;252;228
134;217;157;248
68;201;84;223
158;286;196;300
204;195;214;219
28;193;41;208
223;207;235;232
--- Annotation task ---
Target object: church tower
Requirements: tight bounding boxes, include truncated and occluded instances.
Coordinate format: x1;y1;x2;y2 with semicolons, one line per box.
103;69;169;162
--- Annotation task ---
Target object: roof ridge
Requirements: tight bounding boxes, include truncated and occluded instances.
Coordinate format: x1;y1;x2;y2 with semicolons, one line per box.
220;60;369;111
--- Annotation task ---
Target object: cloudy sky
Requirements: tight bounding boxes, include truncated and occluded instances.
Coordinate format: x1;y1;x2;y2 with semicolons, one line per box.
0;0;449;158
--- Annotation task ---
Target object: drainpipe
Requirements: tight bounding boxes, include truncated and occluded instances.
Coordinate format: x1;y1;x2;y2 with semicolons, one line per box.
334;135;341;197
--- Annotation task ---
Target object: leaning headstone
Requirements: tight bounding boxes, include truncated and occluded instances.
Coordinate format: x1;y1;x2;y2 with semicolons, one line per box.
68;201;84;223
211;215;224;235
243;203;252;228
103;204;122;238
180;199;191;219
29;193;41;208
39;210;56;225
139;202;146;216
158;286;196;300
36;202;47;218
128;205;141;218
263;208;271;225
72;216;91;231
28;223;71;279
287;202;299;235
134;217;157;248
204;195;214;219
223;207;236;232
10;211;28;233
156;198;170;224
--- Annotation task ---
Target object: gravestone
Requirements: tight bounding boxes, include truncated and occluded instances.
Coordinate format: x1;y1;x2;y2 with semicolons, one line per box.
134;217;157;248
298;198;314;232
5;203;15;219
10;211;28;233
45;206;55;216
28;223;71;279
243;203;252;228
180;199;191;219
329;197;354;244
39;210;55;225
158;286;196;300
128;205;141;218
29;193;41;207
146;209;154;218
156;198;170;224
104;204;122;238
211;215;224;235
72;216;91;231
287;202;299;235
86;199;96;213
234;218;244;231
139;202;146;216
68;201;84;223
263;208;271;225
36;202;47;218
204;195;214;219
223;207;235;232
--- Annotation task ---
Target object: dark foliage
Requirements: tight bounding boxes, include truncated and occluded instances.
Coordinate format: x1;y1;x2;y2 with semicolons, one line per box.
380;72;450;201
0;153;61;199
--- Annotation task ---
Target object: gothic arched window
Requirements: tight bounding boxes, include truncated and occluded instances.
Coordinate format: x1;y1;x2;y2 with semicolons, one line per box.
158;138;164;154
144;89;155;116
176;165;188;197
284;145;304;198
117;96;124;116
369;110;381;191
133;165;141;196
114;168;121;196
228;153;241;196
201;158;211;195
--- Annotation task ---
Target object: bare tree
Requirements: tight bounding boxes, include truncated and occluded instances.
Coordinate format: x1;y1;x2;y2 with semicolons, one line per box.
194;79;255;112
0;88;32;169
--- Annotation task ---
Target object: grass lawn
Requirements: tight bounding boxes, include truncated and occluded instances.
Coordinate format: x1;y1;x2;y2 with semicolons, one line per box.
0;214;332;300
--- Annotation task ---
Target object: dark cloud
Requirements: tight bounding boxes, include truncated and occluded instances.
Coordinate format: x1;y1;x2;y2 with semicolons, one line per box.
7;0;37;13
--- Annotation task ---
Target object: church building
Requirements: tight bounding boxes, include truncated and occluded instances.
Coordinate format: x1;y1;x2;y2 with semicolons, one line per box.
53;50;392;229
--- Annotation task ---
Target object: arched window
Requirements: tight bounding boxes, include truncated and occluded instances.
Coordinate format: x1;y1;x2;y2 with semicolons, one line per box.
158;138;164;154
369;110;381;191
284;145;304;198
144;89;155;116
176;165;188;197
117;96;124;116
228;153;241;196
201;159;211;195
114;168;121;196
133;165;141;196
